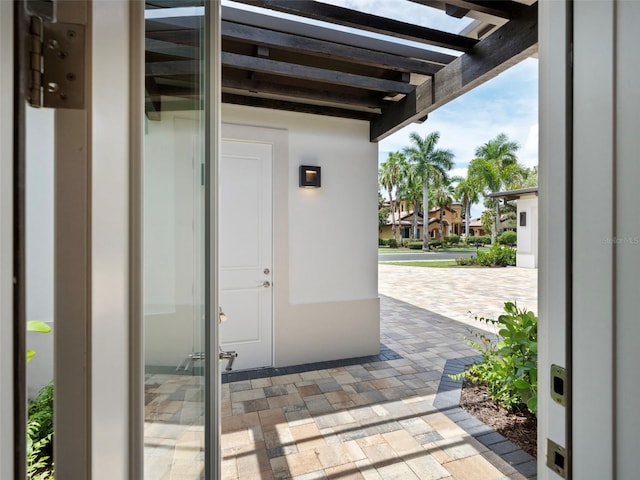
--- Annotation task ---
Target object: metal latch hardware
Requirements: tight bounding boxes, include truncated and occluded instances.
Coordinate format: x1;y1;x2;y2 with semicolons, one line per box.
28;16;85;109
551;364;567;406
546;438;567;478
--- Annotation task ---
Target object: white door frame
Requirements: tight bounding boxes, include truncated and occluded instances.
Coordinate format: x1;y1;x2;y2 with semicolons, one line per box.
538;1;571;478
0;2;15;477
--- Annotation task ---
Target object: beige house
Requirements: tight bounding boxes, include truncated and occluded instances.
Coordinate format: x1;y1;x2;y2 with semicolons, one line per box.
380;203;463;241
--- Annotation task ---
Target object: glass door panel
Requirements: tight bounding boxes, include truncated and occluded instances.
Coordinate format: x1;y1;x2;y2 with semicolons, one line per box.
143;3;206;478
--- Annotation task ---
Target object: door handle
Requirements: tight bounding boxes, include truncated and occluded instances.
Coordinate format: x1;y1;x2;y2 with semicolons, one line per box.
261;281;271;288
219;348;238;371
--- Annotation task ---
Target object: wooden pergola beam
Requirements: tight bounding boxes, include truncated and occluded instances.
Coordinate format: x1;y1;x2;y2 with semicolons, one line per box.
408;0;526;20
234;0;478;51
370;3;538;141
221;52;415;95
222;76;383;111
221;21;443;76
222;93;377;121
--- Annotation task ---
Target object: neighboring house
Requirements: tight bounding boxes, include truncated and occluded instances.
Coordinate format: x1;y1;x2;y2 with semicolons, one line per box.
427;203;463;238
489;187;539;268
379;210;423;240
380;203;462;240
467;217;487;237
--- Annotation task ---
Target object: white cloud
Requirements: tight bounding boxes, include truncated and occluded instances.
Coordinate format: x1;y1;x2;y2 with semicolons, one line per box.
379;58;539;176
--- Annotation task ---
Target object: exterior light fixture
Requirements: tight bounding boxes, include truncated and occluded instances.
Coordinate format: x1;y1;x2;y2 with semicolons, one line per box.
299;165;321;188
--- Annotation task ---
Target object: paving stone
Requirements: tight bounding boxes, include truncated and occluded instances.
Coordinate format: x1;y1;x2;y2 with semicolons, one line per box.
147;272;538;479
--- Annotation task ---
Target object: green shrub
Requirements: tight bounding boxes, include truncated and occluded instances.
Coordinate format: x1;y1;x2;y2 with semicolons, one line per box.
387;238;398;248
27;420;53;480
407;242;423;250
444;234;460;246
465;235;491;246
454;302;538;413
476;244;516;267
378;238;386;246
498;230;517;246
455;256;478;266
428;240;443;249
28;383;54;478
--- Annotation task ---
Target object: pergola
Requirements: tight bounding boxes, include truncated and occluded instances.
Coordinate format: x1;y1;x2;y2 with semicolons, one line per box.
145;0;538;141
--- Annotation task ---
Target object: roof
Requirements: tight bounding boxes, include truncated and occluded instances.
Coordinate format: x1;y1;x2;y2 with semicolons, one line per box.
487;186;539;200
144;0;538;141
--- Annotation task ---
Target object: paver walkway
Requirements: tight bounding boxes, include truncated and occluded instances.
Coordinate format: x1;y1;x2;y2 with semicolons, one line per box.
379;264;538;332
219;266;538;479
145;265;538;478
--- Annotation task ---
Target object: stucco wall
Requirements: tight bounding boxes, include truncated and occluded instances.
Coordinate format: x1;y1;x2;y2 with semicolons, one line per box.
516;195;538;268
223;104;380;367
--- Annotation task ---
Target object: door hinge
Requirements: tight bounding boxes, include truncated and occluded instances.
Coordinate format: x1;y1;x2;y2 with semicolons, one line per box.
28;16;85;109
546;438;567;478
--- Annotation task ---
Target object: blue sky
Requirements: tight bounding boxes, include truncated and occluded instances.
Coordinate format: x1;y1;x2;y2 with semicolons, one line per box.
379;57;539;217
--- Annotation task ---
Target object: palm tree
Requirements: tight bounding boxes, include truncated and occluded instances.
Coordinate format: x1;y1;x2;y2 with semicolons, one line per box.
470;133;520;243
454;176;481;238
432;180;455;240
398;163;423;239
379;152;406;243
403;131;454;250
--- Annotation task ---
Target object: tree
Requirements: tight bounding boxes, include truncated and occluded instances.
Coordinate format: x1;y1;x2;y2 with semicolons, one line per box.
377;191;390;233
378;152;406;243
398;163;423;239
403;131;454;250
469;133;520;243
432;180;454;240
454;176;481;238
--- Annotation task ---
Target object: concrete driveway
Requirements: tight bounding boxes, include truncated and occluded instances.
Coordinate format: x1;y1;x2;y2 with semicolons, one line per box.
378;264;538;332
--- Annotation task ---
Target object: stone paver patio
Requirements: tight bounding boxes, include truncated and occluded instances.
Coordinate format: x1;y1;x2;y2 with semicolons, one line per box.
218;266;538;479
144;265;538;479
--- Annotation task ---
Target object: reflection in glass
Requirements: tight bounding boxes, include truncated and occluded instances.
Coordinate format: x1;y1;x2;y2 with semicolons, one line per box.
144;2;205;478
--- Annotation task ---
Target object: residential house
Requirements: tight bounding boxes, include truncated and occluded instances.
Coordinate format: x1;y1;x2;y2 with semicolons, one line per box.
380;203;462;241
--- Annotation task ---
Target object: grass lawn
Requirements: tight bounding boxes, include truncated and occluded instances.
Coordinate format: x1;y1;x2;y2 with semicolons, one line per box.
381;259;488;267
378;245;490;254
381;260;461;267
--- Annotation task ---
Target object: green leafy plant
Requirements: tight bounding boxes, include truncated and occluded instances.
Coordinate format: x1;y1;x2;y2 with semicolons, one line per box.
453;302;538;413
28;383;54;478
498;230;517;246
444;234;460;246
455;256;478;266
407;242;423;250
27;320;51;362
465;235;491;246
387;238;398;248
27;420;54;480
476;244;516;266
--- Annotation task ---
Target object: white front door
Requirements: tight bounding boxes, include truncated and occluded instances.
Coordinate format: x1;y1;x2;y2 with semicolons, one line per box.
220;140;273;370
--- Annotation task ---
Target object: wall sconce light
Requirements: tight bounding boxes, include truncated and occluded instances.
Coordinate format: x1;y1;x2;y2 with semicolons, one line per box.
299;165;321;188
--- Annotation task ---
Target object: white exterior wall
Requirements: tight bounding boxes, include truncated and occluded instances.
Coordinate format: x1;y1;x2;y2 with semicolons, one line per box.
515;195;538;269
223;104;380;367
